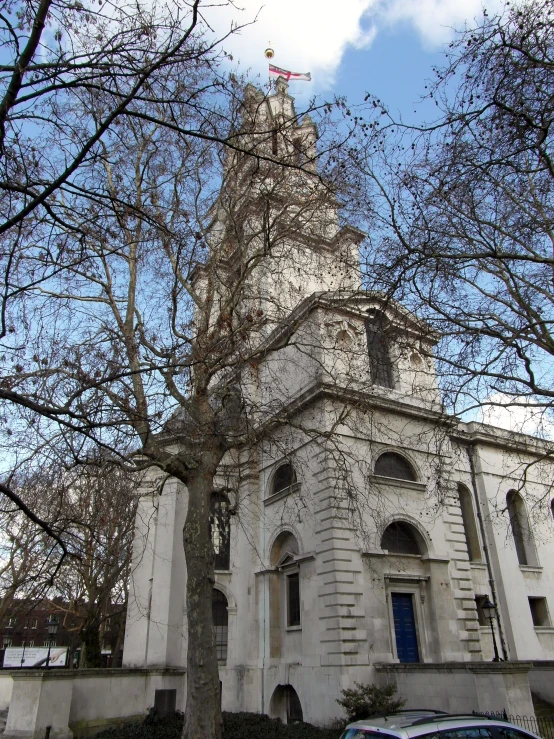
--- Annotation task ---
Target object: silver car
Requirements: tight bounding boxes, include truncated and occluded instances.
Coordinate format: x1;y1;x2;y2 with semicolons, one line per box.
340;710;543;739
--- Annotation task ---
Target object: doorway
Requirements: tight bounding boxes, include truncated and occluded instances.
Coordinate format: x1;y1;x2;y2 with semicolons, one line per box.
391;592;420;663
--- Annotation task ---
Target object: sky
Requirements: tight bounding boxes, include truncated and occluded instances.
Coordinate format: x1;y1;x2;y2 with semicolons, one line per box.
205;0;506;120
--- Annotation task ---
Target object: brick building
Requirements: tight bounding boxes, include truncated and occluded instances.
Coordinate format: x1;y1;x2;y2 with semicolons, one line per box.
0;600;125;668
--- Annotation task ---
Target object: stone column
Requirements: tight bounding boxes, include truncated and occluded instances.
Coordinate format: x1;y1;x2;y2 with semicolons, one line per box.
124;478;188;668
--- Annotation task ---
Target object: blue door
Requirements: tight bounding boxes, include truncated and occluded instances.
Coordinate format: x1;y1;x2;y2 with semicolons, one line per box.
391;592;420;663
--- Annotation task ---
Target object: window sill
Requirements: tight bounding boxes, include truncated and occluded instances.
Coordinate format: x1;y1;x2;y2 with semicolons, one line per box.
470;562;487;569
534;626;554;633
369;475;426;493
286;625;302;632
519;565;543;573
264;482;301;506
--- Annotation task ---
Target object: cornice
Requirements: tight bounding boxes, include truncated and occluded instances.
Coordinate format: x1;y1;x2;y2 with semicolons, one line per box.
254;379;453;433
451;420;554;456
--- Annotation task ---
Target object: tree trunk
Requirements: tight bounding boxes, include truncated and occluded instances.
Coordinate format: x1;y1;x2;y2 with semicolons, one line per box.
111;614;124;667
80;620;102;668
182;449;223;739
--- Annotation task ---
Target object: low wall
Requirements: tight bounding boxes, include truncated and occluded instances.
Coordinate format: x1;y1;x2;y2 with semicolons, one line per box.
2;668;186;739
69;669;186;735
375;662;535;717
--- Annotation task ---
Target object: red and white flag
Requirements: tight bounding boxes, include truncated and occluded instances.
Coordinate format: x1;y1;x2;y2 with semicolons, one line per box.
269;64;311;82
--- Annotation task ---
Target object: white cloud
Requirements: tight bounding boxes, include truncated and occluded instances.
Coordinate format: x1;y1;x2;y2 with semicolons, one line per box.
203;0;507;91
382;0;505;46
479;393;554;440
204;0;379;89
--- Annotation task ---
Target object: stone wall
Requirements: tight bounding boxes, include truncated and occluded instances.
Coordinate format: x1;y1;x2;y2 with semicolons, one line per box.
528;661;554;705
375;662;535;717
2;668;185;739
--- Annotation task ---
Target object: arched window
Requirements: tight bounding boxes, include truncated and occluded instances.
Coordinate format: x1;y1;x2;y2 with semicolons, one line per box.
269;684;303;724
366;311;394;388
374;452;416;481
551;499;554;521
506;490;537;567
272;463;297;496
270;530;299;567
212;589;228;663
458;484;482;562
381;521;422;555
269;531;301;657
210;493;230;570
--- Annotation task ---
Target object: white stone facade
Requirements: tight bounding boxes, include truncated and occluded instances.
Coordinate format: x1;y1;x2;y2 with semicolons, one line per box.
122;81;554;726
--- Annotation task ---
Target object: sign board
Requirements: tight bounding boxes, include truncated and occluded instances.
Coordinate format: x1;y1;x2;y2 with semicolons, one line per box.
2;646;68;668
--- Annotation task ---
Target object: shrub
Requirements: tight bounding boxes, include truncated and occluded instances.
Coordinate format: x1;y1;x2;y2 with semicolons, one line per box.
223;712;282;739
94;710;338;739
337;682;405;723
93;710;183;739
222;711;338;738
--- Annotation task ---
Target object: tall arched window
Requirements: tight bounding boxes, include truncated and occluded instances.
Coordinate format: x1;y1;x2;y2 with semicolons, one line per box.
272;463;297;496
212;589;228;663
458;484;481;562
381;521;423;556
506;490;537;566
366;311;394;388
374;452;416;481
269;531;301;657
210;493;231;570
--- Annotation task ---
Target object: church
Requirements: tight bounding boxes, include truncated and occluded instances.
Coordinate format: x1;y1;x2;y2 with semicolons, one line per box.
122;79;554;726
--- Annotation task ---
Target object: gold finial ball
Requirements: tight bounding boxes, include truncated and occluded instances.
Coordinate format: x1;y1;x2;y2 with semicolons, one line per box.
264;47;275;59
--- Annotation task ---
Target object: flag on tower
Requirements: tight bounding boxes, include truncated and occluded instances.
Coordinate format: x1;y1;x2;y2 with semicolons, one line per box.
269;64;311;82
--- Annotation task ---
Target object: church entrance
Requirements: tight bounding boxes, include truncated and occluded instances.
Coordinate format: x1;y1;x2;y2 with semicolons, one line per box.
391;592;420;663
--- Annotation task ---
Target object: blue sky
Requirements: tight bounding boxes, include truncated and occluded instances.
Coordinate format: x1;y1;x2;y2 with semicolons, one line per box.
206;0;506;123
335;22;442;123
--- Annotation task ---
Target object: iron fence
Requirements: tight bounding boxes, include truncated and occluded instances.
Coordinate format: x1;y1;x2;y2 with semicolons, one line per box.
473;711;554;739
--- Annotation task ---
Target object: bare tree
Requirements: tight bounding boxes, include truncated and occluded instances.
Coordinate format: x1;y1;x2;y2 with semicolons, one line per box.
0;0;261;529
0;481;58;626
0;66;361;735
0;462;136;664
348;0;554;437
52;463;137;668
0;0;226;235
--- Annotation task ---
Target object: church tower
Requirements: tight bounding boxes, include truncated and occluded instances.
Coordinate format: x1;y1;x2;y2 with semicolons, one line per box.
195;77;365;340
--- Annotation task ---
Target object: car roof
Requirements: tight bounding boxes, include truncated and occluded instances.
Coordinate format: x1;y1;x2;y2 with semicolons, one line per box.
347;711;449;732
344;712;541;739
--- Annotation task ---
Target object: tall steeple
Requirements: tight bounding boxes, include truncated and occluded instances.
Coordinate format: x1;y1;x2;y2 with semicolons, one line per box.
204;80;363;337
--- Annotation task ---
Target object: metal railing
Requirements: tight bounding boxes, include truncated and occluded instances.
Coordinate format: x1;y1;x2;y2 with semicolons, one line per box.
473;710;554;739
510;715;554;739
